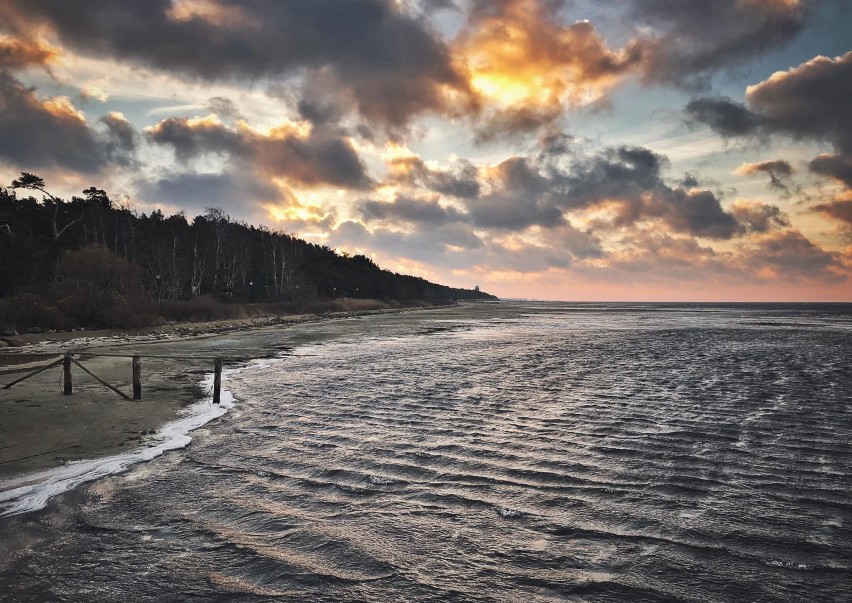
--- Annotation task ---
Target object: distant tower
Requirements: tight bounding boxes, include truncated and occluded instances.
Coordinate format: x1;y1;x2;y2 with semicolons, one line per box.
474;285;480;291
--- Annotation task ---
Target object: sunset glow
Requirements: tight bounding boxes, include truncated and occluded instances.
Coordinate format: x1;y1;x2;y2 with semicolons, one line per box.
0;0;849;300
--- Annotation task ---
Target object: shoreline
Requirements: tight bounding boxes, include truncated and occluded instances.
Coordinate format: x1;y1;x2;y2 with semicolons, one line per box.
0;303;463;484
0;373;236;517
0;302;460;357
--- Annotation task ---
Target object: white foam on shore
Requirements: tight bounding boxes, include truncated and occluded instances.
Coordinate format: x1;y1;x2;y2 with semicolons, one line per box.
0;373;236;518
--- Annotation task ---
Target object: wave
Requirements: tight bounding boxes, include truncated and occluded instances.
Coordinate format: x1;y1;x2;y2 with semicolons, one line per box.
0;372;237;517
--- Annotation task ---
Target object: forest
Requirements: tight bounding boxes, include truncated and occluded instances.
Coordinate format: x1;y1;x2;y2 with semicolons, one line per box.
0;173;494;332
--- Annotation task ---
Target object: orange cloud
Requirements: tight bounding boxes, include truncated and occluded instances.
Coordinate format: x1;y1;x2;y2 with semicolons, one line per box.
41;96;86;122
0;35;59;69
167;0;258;28
457;0;644;116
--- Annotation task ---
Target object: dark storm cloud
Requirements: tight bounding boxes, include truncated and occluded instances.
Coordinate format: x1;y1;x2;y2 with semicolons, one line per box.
604;226;846;285
421;0;460;10
206;97;243;121
472;106;565;143
680;173;700;188
426;161;481;198
372;141;780;240
625;0;818;86
731;202;790;233
146;116;373;190
297;97;345;127
537;131;575;158
258;131;373;190
390;157;481;198
687;52;852;152
466;157;566;230
427;145;751;238
100;112;138;166
809;154;852;187
747;51;852;153
813;199;852;226
332;220;484;267
0;0;466;127
557;146;742;238
684;97;764;137
0;72;106;172
688;51;852;223
332;219;594;274
136;170;280;211
358;194;466;226
659;189;740;239
146;116;243;162
747;229;843;280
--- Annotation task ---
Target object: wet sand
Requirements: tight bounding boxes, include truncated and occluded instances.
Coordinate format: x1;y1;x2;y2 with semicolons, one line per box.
0;306;457;480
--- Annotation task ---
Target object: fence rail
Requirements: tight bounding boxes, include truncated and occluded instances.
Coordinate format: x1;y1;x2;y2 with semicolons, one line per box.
1;353;225;403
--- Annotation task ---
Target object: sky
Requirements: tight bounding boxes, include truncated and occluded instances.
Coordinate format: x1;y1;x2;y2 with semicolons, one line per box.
0;0;851;301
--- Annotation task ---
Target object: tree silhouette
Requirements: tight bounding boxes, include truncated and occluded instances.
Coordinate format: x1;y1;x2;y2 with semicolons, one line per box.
11;173;52;199
10;172;84;241
0;176;496;326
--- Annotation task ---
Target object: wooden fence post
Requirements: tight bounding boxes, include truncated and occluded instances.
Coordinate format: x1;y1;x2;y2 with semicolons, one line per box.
213;358;223;404
132;356;142;400
63;353;72;395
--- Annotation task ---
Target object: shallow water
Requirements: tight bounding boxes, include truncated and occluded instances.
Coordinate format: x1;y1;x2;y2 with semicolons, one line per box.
2;302;851;602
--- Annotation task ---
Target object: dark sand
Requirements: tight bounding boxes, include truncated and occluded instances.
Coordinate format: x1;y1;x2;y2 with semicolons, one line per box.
0;307;449;480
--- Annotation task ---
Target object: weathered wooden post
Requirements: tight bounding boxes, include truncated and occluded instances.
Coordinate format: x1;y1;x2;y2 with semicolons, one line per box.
132;355;142;400
63;353;72;395
213;358;223;404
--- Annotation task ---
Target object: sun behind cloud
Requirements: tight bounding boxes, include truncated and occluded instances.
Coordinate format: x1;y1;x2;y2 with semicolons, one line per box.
457;0;644;113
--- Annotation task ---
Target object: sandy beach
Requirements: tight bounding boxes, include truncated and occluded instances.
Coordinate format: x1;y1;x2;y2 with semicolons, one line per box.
0;306;451;480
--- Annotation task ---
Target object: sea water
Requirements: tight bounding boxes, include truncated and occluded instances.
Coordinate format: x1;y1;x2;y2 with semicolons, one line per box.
1;302;850;602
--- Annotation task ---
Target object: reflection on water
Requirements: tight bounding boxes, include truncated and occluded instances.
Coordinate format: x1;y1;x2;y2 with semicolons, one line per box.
1;303;851;602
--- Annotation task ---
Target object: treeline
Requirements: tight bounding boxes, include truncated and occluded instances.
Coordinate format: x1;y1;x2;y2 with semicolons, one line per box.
0;173;494;331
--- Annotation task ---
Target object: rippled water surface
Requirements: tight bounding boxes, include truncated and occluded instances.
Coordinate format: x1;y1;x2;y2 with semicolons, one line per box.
2;303;851;602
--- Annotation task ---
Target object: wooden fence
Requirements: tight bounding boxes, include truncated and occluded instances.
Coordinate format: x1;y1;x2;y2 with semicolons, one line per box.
2;353;226;403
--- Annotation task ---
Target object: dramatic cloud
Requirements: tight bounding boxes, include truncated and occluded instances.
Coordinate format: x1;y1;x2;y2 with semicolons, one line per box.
0;35;58;70
0;0;467;127
331;219;484;268
206;96;243;121
628;0;816;86
809;153;852;187
331;218;601;276
0;0;847;299
146;116;373;190
730;201;790;233
458;0;645;133
685;97;764;138
387;155;481;198
687;52;852;151
744;229;845;281
600;226;846;287
466;156;567;229
0;73;107;172
136;169;281;211
688;52;852;240
746;51;852;152
735;159;794;192
812;199;852;226
554;146;742;238
371;144;772;241
100;112;138;166
358;194;466;226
